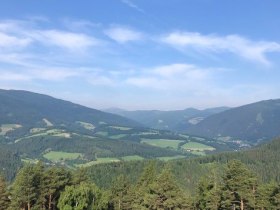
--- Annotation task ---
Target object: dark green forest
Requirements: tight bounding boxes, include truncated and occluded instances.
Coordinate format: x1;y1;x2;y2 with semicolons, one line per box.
1;138;280;209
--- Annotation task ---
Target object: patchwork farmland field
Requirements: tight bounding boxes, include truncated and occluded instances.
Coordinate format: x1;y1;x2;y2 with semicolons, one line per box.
0;124;22;135
141;139;184;149
181;142;215;151
75;157;120;167
121;155;144;161
43;151;83;162
156;155;186;161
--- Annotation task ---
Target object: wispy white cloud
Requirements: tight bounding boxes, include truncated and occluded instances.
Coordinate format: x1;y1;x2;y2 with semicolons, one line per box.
161;32;280;66
29;68;79;81
32;30;100;51
0;32;31;49
62;19;101;32
0;19;103;53
0;67;79;82
126;63;211;90
120;0;144;13
87;75;115;86
0;71;30;81
104;26;144;43
153;63;207;79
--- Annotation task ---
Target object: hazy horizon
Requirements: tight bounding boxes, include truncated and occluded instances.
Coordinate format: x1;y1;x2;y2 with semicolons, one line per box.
1;0;279;110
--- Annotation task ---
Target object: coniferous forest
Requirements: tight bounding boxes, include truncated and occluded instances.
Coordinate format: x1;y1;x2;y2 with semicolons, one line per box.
1;137;280;210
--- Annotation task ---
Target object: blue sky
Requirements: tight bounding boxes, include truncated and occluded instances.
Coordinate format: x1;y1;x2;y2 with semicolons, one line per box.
0;0;280;110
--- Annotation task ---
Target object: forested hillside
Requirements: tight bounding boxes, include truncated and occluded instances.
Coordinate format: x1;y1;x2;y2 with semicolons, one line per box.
1;153;279;209
186;99;280;144
1;89;239;180
0;89;140;131
87;137;280;192
0;145;22;181
106;107;229;131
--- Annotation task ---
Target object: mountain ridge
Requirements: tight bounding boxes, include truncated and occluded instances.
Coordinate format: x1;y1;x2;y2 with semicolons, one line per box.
0;89;142;129
105;106;229;131
186;99;280;143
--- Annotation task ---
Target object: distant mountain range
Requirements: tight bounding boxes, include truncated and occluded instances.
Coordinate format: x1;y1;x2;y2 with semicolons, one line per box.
105;107;229;131
1;89;280;173
0;89;140;131
0;89;212;173
186;99;280;143
106;99;280;145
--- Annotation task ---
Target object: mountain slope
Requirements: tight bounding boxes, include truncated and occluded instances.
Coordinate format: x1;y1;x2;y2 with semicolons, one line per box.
0;89;141;131
0;89;202;174
105;107;229;131
186;99;280;143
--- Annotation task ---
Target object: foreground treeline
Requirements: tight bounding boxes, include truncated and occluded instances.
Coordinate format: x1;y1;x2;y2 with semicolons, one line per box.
0;160;280;210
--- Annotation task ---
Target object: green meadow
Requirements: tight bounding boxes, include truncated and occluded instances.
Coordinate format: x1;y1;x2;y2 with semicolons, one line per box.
181;142;215;151
43;151;82;162
141;139;184;149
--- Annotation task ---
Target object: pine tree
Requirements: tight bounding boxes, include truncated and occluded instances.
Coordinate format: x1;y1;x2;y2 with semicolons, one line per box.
0;175;10;210
72;168;90;186
195;170;221;210
110;174;131;210
220;160;257;210
271;184;280;209
256;182;277;210
132;161;157;209
10;164;40;210
146;165;189;210
40;167;71;210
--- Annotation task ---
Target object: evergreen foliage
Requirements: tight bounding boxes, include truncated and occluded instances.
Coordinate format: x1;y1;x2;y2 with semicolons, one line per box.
0;176;10;210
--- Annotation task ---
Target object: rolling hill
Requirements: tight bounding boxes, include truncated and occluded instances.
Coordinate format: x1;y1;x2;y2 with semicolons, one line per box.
105;107;229;131
0;89;229;179
0;89;141;131
186;99;280;144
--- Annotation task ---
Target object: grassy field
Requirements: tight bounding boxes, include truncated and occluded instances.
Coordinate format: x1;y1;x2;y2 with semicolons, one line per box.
109;126;132;131
76;121;95;130
121;155;144;161
135;131;159;135
76;157;120;167
110;134;127;139
21;158;39;164
156;155;186;161
0;124;22;135
141;139;184;149
43;118;53;126
43;151;82;162
179;134;190;139
181;142;215;151
190;151;206;156
15;129;71;143
95;131;108;136
30;128;46;134
192;137;206;141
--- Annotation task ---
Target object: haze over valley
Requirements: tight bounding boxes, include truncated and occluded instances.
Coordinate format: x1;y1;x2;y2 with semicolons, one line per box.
1;1;280;209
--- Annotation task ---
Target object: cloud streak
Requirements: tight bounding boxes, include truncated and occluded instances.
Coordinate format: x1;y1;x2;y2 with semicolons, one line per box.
104;26;144;43
126;63;211;90
161;32;280;66
1;18;280;109
120;0;145;13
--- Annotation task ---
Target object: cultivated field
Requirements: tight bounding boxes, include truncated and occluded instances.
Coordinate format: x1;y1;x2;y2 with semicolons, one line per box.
0;124;22;135
181;142;215;151
76;121;95;130
43;151;82;162
76;157;120;167
121;155;144;161
109;126;132;131
141;139;184;149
